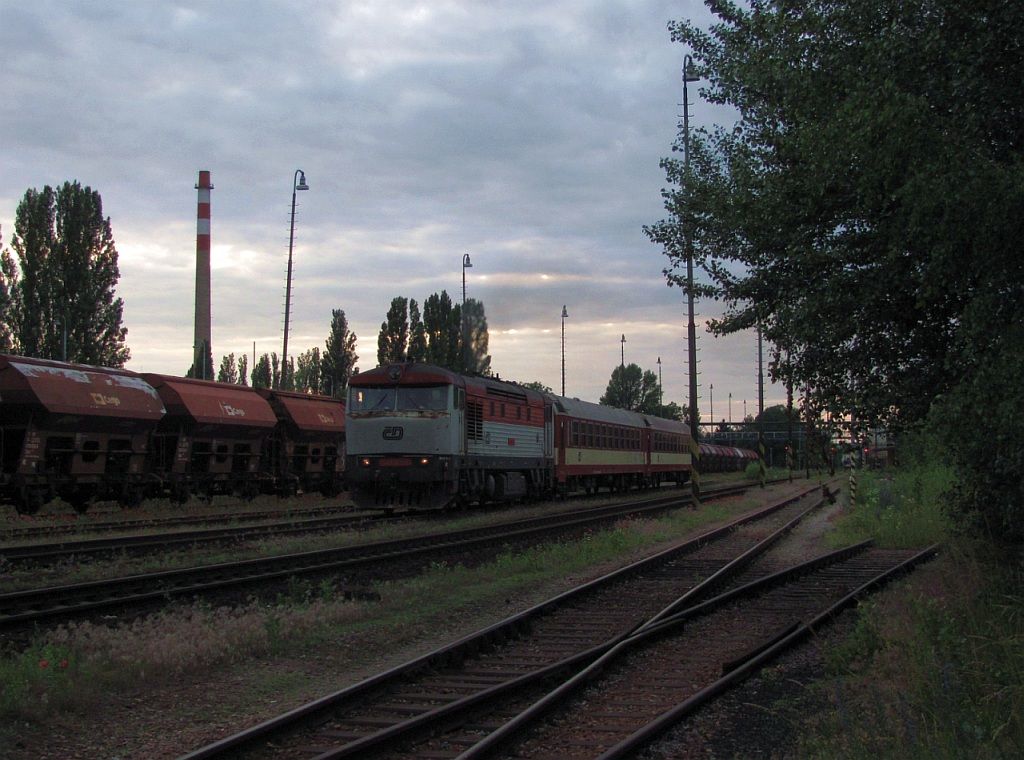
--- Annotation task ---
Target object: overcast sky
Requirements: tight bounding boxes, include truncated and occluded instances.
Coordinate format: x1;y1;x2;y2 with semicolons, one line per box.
0;1;783;421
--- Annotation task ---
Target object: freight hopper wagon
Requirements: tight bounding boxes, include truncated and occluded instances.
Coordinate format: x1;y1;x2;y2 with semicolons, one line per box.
346;363;549;509
0;354;166;513
257;388;346;497
141;374;278;502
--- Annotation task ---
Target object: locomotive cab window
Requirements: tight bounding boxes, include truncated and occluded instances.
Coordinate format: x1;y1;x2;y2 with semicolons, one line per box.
350;385;449;412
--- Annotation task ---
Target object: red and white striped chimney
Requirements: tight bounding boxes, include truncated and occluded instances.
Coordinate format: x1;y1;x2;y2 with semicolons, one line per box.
193;170;213;379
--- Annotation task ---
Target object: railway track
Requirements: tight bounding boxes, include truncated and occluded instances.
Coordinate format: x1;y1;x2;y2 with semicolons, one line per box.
0;509;398;565
470;545;935;760
0;501;364;542
1;484;770;633
178;481;844;759
0;479;767;566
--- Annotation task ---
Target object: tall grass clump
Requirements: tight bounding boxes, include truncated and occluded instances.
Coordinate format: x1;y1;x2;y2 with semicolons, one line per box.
828;429;953;549
801;545;1024;758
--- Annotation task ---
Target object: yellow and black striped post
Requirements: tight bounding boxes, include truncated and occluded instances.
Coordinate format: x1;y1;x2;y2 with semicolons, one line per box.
849;460;857;507
758;436;766;488
689;438;701;506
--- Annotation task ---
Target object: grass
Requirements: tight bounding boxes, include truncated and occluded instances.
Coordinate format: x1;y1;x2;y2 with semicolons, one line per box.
0;491;664;593
827;462;953;549
799;452;1024;758
0;492;754;723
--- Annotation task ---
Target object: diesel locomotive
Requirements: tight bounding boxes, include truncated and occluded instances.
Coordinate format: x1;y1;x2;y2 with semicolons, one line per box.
345;362;695;509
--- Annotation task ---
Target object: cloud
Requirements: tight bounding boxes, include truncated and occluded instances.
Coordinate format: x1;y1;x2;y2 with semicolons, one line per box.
0;1;786;415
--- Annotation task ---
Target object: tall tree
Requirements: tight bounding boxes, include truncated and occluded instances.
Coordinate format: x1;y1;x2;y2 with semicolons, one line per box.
407;298;427;363
8;182;130;366
294;347;322;394
461;298;492;375
321;308;358;398
270;352;282;390
521;380;553;394
237;353;248;386
376;291;492;373
599;364;661;413
251;353;272;389
377;296;409;365
217;353;238;384
422;290;458;369
651;1;1024;541
186;340;214;380
0;228;16;352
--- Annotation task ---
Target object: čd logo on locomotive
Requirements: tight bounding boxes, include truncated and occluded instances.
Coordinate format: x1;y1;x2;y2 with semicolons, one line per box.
383;426;404;441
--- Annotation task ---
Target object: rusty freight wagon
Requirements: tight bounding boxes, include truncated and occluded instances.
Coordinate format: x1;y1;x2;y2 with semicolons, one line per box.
141;374;278;501
0;354;166;513
257;388;346;497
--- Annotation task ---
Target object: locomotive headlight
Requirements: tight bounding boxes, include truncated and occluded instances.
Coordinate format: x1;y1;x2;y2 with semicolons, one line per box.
360;457;371;467
419;457;430;466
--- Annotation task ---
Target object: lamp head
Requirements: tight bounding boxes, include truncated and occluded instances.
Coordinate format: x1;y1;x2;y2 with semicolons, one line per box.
295;170;309;191
682;55;700;83
463;253;473;268
561;305;568;319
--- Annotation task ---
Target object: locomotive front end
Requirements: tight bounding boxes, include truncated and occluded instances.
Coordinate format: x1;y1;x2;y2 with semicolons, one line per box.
345;364;463;509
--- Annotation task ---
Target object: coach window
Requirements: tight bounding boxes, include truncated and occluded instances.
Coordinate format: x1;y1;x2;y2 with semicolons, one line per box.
516;406;522;420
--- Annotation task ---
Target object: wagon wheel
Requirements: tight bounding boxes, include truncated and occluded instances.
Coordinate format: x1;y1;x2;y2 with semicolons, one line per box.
68;495;91;514
15;487;44;516
119;485;144;509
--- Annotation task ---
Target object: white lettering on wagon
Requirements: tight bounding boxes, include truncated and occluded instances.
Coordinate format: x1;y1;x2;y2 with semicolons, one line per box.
220;403;247;417
90;393;121;407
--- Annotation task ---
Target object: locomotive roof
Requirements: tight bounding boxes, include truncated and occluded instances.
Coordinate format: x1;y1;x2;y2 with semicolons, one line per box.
141;373;277;428
349;363;546;406
0;353;165;420
350;363;464;387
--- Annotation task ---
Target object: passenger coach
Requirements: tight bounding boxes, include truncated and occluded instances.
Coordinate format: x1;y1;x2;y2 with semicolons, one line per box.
551;395;691;495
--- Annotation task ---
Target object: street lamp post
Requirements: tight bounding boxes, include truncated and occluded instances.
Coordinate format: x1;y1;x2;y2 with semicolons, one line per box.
561;305;568;396
620;334;626;367
682;54;701;441
281;169;309;390
462;253;473;371
709;383;714;433
729;392;733;425
657;356;662;405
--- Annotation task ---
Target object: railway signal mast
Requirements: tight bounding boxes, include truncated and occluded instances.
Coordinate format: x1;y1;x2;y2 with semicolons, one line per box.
682;55;701;440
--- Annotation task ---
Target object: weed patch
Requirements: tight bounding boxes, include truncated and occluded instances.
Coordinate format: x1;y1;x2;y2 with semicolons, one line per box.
802;548;1024;758
828;462;953;549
